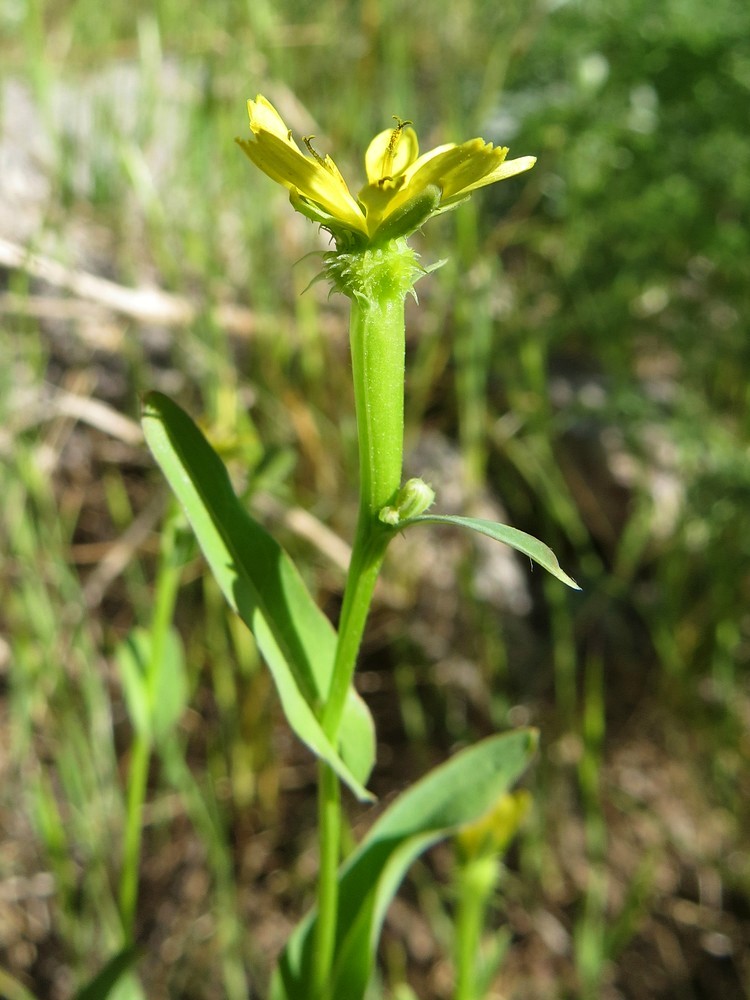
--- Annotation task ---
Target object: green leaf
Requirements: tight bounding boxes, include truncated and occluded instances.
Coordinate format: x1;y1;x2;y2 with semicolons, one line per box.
115;626;188;743
271;728;537;1000
400;514;580;590
141;392;374;800
339;686;376;788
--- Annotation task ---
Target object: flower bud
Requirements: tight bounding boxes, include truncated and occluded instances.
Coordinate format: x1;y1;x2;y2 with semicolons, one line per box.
379;477;436;525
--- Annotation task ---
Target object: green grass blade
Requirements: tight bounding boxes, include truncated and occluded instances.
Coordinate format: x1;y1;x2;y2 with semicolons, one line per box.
73;945;140;1000
141;392;374;800
271;729;538;1000
402;514;580;590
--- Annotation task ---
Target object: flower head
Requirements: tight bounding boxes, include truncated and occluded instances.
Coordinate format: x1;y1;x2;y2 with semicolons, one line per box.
237;95;535;248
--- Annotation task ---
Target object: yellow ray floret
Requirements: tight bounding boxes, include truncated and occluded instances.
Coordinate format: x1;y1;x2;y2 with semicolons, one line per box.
237;95;536;246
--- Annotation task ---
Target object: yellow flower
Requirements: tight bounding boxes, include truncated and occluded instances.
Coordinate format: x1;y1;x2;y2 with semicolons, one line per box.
455;790;532;862
237;95;536;247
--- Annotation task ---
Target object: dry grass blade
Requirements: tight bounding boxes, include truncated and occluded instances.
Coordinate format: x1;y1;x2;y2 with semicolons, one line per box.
0;236;256;336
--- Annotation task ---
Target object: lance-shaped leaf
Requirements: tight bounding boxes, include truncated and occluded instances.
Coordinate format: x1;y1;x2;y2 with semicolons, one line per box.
271;728;537;1000
141;392;375;800
398;514;580;590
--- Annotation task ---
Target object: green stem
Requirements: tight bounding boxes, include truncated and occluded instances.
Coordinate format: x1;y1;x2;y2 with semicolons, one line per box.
312;760;342;998
119;508;183;941
322;522;388;737
119;730;151;940
348;290;407;515
454;856;497;1000
322;285;406;737
312;246;412;996
312;527;387;1000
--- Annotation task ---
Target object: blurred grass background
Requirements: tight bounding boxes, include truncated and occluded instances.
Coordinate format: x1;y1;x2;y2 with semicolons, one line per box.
1;0;750;997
